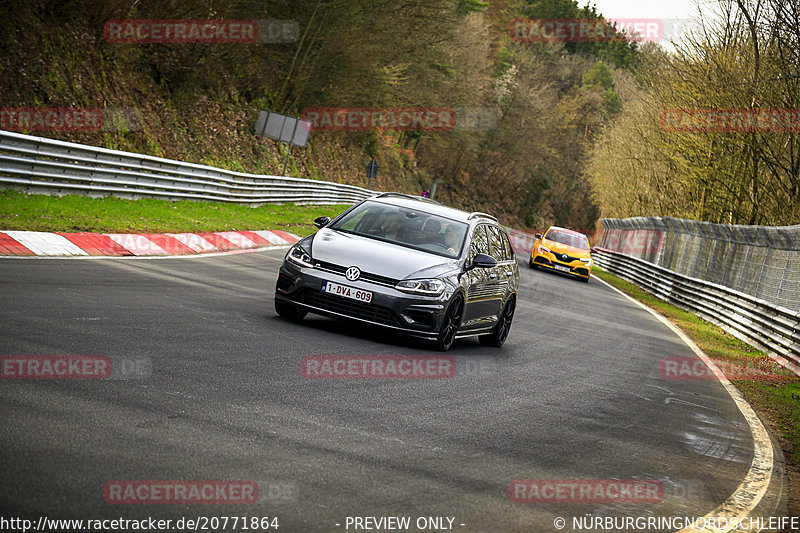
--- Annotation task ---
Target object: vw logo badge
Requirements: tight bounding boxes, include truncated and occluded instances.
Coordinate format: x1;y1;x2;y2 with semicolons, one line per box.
345;266;361;281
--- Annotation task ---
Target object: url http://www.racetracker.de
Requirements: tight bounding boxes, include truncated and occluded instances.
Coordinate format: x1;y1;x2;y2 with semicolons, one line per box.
0;516;280;532
2;515;799;532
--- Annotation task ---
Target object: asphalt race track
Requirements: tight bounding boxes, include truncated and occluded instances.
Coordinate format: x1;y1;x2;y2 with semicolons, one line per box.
0;248;787;532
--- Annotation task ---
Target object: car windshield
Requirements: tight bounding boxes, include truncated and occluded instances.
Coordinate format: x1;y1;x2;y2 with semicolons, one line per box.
544;229;589;251
330;201;468;258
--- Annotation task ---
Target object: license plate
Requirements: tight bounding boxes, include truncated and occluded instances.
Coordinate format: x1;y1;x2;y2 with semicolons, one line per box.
554;264;571;273
322;281;373;303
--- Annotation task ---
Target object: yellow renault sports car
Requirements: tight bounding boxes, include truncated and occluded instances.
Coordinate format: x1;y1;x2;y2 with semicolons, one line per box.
529;226;592;282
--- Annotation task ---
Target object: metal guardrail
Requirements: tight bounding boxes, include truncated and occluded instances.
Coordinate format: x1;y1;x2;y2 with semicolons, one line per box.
0;130;375;205
599;216;800;313
593;248;800;376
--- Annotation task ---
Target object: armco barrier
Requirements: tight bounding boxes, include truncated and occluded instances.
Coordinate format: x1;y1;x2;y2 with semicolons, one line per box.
593;248;800;376
0;130;374;205
598;216;800;313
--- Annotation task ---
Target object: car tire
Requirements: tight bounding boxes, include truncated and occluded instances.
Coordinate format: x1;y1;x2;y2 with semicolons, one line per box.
275;298;308;320
580;276;590;283
435;295;464;352
479;296;515;348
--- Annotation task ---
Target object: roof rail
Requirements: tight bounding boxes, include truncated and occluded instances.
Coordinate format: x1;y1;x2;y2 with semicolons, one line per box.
373;192;441;204
468;212;498;222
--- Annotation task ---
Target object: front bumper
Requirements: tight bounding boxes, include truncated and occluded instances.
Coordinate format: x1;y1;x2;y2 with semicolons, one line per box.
531;252;591;278
275;262;450;339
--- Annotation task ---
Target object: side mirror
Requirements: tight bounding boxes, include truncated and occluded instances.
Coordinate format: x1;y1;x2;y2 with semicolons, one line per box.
468;253;497;270
534;233;542;240
314;216;331;229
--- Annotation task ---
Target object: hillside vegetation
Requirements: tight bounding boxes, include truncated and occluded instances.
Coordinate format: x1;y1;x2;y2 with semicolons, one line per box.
1;0;797;227
587;0;800;225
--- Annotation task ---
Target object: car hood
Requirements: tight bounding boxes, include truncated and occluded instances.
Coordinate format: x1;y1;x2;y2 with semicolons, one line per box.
543;239;591;257
310;229;460;280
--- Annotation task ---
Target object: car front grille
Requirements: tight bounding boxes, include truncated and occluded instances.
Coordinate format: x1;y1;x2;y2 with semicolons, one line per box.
313;260;399;288
298;288;401;327
552;253;580;263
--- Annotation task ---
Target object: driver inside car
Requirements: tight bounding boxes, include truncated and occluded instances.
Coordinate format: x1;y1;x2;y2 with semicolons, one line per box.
382;212;404;241
421;218;442;245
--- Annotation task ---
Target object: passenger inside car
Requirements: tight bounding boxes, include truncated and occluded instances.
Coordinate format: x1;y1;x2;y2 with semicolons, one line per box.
444;225;461;256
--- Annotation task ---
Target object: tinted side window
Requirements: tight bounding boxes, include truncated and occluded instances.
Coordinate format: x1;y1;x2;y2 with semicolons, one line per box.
487;226;507;261
501;231;513;259
468;225;489;262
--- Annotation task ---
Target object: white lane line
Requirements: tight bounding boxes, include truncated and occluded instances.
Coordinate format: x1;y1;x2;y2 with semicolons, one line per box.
3;231;89;256
593;275;775;533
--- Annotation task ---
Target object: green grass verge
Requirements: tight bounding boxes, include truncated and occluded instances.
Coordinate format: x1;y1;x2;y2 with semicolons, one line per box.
593;267;800;470
0;190;350;235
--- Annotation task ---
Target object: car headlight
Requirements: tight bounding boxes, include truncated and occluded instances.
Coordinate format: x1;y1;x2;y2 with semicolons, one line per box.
580;257;592;264
395;279;445;296
538;244;551;254
287;245;314;268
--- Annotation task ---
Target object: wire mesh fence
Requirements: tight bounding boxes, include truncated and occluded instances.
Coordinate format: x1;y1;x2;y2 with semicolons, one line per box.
598;217;800;312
